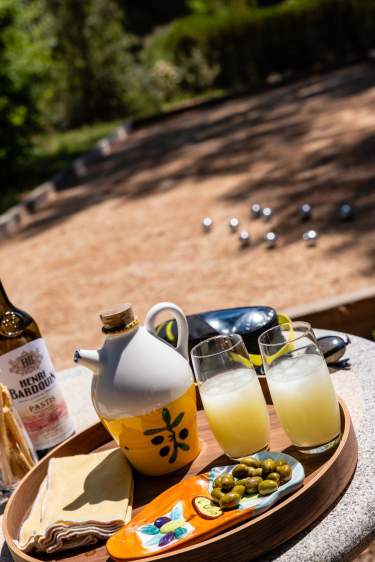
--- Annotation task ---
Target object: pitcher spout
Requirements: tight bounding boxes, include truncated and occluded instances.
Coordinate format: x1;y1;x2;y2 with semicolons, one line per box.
74;349;100;372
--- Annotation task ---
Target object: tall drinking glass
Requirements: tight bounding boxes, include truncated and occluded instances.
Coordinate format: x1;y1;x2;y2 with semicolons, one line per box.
259;322;341;455
191;334;270;459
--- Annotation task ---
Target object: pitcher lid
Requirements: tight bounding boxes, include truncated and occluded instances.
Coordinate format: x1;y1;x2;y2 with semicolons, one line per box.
100;303;137;333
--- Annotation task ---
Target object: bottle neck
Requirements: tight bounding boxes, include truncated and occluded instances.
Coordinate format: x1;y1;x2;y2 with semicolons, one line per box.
0;281;38;340
0;281;12;313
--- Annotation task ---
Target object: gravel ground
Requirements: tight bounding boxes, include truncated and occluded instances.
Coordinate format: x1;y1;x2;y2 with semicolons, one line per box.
0;63;374;559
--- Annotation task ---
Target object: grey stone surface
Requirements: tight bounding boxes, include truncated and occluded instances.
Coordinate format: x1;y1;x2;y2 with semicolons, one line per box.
97;138;111;156
72;157;88;178
0;205;28;240
22;183;56;213
1;331;374;561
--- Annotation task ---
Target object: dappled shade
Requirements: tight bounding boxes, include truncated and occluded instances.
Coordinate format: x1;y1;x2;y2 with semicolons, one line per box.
20;64;375;274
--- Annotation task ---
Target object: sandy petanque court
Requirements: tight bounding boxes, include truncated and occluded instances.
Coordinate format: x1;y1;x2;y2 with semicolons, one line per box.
1;63;375;371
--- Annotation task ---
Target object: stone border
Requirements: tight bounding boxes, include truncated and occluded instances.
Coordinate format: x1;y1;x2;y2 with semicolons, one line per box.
70;121;132;180
0;121;133;241
0;205;29;239
285;286;375;339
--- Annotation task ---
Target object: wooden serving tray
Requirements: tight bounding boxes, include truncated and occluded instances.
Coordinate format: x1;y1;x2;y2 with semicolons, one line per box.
3;395;357;562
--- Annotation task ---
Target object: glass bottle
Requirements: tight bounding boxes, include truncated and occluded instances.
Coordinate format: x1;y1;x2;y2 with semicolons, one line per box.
0;280;74;458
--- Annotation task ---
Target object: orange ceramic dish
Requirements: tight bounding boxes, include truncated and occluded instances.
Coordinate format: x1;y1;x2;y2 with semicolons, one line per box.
107;452;305;561
107;474;252;560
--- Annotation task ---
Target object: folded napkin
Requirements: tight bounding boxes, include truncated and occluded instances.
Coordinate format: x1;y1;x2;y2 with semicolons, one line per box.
17;448;133;553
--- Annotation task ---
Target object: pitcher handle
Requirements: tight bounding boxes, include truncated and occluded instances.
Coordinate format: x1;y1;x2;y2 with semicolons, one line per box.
144;302;189;360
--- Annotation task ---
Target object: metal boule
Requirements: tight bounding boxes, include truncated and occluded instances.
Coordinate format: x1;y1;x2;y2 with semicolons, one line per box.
202;217;213;232
228;217;240;232
300;203;312;221
262;207;273;221
303;229;318;246
264;231;277;248
251;203;262;218
339;203;354;221
239;230;250;247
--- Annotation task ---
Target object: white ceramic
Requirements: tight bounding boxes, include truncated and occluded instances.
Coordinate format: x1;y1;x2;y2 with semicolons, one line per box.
75;302;194;418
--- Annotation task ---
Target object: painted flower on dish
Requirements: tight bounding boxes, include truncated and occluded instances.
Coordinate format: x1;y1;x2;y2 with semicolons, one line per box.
137;502;194;551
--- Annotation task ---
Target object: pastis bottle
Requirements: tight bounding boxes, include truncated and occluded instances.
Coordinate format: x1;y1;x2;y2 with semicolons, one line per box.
0;280;74;458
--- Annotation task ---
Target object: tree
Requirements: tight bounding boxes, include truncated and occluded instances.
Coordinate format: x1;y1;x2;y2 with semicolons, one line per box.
120;0;189;36
0;0;39;184
47;0;133;128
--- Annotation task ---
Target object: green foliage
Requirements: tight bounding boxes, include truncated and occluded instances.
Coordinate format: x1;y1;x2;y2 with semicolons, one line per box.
0;0;40;186
121;0;189;36
0;0;56;135
188;0;251;15
151;60;181;100
150;0;375;90
122;62;165;117
2;0;54;123
176;47;220;92
46;0;134;128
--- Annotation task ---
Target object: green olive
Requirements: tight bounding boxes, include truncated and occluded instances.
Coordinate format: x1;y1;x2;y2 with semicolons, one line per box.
274;459;285;468
219;492;241;510
245;476;263;494
232;484;246;497
247;467;263;477
231;464;249;480
276;463;292;482
236;477;251;488
267;472;281;483
240;457;261;468
213;475;225;489
211;487;224;503
262;459;276;474
220;474;235;492
258;479;278;495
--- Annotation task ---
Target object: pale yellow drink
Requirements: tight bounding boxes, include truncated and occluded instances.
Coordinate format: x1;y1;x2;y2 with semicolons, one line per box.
199;368;270;458
267;354;340;448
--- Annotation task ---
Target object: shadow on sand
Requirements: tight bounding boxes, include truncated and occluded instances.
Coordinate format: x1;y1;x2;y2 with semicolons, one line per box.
19;63;375;272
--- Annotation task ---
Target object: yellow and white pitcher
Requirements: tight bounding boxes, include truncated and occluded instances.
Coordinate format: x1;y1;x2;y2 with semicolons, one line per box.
74;302;200;476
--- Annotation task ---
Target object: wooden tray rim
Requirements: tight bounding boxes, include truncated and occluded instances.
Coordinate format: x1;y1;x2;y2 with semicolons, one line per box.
3;397;357;562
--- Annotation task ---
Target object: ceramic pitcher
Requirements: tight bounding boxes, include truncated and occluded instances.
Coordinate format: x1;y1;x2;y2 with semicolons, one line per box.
74;302;200;476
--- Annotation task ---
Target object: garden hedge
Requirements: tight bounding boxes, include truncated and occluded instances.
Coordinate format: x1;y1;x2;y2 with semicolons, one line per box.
152;0;375;88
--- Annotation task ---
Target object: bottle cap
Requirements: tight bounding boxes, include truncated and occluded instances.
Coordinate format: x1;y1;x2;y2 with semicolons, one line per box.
100;303;137;332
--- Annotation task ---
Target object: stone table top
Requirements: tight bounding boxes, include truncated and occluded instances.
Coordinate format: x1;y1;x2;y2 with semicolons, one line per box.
1;331;375;561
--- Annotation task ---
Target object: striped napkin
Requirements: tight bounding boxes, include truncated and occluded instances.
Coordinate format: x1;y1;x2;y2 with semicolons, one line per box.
17;448;133;553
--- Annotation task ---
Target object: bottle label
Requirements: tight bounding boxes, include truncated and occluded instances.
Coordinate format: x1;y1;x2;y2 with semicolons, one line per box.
0;338;74;450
